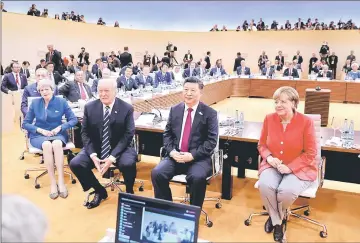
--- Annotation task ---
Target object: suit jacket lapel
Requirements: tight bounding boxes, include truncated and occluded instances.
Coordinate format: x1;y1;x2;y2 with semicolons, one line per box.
109;98;119;126
175;103;185;146
189;103;202;141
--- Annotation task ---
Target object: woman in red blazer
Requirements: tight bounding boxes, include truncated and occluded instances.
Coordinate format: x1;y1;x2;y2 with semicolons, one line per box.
257;86;317;242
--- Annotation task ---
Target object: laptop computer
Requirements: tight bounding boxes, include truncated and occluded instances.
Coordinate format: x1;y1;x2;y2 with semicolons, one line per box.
115;192;201;243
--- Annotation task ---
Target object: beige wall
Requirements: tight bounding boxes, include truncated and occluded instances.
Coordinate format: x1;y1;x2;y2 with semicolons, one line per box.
2;12;360;79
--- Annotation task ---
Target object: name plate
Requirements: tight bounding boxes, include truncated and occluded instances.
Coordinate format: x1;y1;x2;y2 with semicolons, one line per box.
317;78;330;81
239;75;250;79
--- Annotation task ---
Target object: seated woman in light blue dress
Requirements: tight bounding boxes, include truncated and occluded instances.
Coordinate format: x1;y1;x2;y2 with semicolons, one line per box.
23;79;77;199
346;62;360;80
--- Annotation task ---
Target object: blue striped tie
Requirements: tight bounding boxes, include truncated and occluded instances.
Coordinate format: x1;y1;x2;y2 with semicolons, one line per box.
100;106;111;160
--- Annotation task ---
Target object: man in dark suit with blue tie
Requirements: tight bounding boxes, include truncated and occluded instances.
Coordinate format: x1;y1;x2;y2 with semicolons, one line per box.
117;67;138;91
261;61;275;77
283;63;299;78
151;77;219;208
91;59;103;78
209;59;227;77
155;63;172;87
70;79;137;209
135;66;154;88
1;62;28;94
182;62;198;78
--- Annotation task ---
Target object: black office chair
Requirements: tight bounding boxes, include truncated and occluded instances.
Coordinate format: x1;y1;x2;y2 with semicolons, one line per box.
159;145;224;228
83;135;144;207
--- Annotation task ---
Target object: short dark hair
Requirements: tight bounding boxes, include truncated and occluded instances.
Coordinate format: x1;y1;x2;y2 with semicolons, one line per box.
95;58;101;63
22;61;30;66
124;46;129;51
45;62;54;68
40;59;45;63
237;52;241;56
10;62;19;68
207;51;211;55
161;63;169;68
79;63;87;67
183;76;204;90
81;47;85;50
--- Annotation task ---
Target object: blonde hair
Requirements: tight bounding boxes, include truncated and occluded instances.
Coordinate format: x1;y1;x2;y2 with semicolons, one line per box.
273;86;299;110
37;79;54;91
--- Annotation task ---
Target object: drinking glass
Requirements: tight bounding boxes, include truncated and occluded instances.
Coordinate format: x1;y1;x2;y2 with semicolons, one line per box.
331;116;341;138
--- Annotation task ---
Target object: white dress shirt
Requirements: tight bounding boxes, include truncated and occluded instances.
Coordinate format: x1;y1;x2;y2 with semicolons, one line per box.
179;102;199;150
103;99;116;116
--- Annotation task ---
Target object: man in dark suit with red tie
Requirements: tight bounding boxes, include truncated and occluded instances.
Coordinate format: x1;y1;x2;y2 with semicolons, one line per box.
70;79;137;209
151;77;219;208
1;62;28;94
45;44;62;73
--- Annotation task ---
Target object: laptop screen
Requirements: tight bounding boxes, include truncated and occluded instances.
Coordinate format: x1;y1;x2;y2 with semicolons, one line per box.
115;193;201;243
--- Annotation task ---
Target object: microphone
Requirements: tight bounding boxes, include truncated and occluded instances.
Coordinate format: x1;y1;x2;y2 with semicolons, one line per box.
144;99;163;124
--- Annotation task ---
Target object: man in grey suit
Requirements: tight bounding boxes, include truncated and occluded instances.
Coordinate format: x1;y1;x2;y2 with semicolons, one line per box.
236;60;251;75
151;77;219;208
195;61;208;78
59;71;93;102
261;61;275;77
117;67;138;91
135;66;154;88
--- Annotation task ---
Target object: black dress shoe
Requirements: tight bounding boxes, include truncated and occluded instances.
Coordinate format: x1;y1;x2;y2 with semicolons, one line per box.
264;217;274;233
87;191;108;209
273;224;284;242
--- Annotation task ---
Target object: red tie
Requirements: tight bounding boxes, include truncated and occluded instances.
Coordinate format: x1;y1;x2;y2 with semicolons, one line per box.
79;84;87;100
16;74;20;86
180;108;193;152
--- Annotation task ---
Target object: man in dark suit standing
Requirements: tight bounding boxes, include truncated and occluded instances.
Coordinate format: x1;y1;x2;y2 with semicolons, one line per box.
119;46;133;68
151;77;219;208
1;62;28;94
20;61;31;78
143;51;151;66
233;52;245;73
204;51;211;70
70;79;137;209
275;51;285;69
59;71;93;102
292;50;303;66
183;50;193;69
45;44;62;73
283;63;299;78
78;47;90;65
328;51;338;79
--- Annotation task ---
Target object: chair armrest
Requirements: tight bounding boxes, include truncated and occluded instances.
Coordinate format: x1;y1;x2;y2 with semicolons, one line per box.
160;147;165;160
318;156;326;188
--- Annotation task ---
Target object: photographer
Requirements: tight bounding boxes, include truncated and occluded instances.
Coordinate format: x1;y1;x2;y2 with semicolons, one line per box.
41;9;48;18
27;4;40;16
78;47;90;65
97;17;106;25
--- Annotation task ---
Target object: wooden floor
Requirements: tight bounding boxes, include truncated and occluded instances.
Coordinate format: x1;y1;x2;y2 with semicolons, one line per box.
2;97;360;242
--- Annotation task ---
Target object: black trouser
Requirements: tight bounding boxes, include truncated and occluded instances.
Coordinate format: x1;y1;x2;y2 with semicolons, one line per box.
151;157;211;208
70;148;137;193
330;66;337;79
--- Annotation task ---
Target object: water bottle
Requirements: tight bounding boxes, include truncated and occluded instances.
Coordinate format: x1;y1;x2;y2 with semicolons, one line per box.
341;119;350;148
234;110;240;129
239;111;245;129
348;120;355;148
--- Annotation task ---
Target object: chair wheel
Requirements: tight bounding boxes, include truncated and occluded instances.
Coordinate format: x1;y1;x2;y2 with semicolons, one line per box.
24;174;30;179
244;219;251;226
139;186;144;192
320;231;327;238
35;184;40;189
206;221;213;227
19;155;24;160
263;206;266;210
215;203;222;209
304;210;310;216
71;179;76;184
